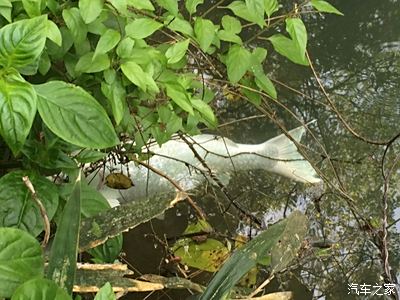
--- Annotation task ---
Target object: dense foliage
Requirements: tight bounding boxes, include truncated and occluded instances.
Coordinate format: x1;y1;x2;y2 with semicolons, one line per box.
0;0;356;299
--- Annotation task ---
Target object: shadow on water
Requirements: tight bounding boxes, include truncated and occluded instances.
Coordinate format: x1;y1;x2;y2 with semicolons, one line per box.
121;1;400;299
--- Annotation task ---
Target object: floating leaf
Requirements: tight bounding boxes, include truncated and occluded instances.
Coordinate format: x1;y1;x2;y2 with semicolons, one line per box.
0;228;44;298
200;211;307;299
35;81;119;149
11;278;71;300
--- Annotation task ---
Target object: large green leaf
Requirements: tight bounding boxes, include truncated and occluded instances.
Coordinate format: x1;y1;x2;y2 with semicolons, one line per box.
47;174;81;295
311;0;344;15
34;81;119;149
165;39;190;64
0;15;47;69
94;29;121;60
0;170;59;236
200;211;307;299
22;0;46;17
0;228;44;298
185;0;204;14
165;82;194;114
46;20;62;46
125;18;163;39
155;0;178;16
225;45;251;83
79;0;104;24
166;16;194;36
121;61;159;93
194;17;215;52
0;68;37;155
11;278;72;300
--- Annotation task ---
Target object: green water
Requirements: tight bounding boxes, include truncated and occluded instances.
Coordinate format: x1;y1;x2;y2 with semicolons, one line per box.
122;1;400;299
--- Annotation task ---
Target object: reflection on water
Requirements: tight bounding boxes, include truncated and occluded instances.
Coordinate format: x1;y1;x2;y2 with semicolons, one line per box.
122;1;400;299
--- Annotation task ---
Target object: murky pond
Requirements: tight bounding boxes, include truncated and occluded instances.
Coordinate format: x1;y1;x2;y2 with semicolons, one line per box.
121;1;400;299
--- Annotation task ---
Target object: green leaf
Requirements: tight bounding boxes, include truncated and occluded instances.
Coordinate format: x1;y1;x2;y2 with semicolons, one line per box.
227;1;259;26
311;0;344;15
35;81;119;149
200;211;307;299
22;0;45;17
47;174;82;295
268;34;309;65
125;18;163;39
0;171;59;236
245;0;265;28
101;76;127;125
75;149;107;164
174;238;229;272
0;2;12;22
116;37;135;58
155;0;178;16
46;20;62;46
79;0;104;24
63;7;87;45
94;282;115;300
94;29;121;59
185;0;204;14
218;30;242;44
0;68;37;155
194;17;215;52
127;0;154;10
254;71;276;99
264;0;279;18
38;51;51;75
165;39;190;64
285;18;307;59
225;45;251;83
121;61;159;93
165;82;194;114
0;228;44;298
221;15;242;34
11;278;72;300
166;16;194;36
75;52;110;73
191;99;217;127
0;15;47;69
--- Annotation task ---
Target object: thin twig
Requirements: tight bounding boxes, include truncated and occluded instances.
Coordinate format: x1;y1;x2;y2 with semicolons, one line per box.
22;176;50;247
131;158;206;220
